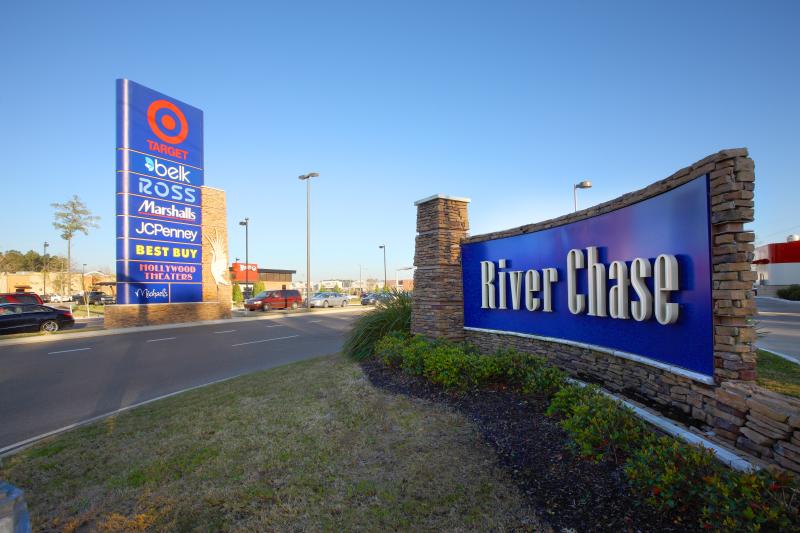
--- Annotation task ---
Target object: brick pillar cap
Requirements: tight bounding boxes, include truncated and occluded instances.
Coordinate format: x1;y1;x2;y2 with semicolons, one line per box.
414;194;471;206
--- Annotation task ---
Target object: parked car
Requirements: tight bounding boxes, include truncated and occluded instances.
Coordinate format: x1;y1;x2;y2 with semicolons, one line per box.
43;294;65;303
0;292;44;305
245;289;303;311
0;303;74;334
361;293;379;305
362;292;394;306
73;291;115;305
309;292;348;308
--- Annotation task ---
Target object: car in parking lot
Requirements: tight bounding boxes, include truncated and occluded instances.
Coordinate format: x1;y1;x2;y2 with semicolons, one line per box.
0;303;75;334
73;291;115;305
361;292;395;305
309;292;348;308
0;292;44;305
245;289;303;311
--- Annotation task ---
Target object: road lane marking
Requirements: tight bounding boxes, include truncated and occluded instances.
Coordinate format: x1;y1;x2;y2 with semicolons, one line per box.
146;337;176;343
48;347;92;355
309;320;322;323
264;324;282;328
214;330;236;334
231;335;299;347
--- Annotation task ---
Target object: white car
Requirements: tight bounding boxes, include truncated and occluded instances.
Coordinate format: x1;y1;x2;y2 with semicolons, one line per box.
308;292;348;308
46;294;64;303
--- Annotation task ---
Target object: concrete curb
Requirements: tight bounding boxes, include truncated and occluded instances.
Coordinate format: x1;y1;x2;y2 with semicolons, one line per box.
0;306;367;348
756;344;800;365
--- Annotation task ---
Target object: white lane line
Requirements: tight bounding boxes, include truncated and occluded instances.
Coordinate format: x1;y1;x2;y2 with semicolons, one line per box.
48;347;92;355
309;320;322;323
146;337;176;343
214;330;236;334
231;335;299;347
264;324;282;328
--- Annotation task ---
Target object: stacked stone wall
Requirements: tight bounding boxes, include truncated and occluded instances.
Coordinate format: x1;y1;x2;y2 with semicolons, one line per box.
413;149;800;473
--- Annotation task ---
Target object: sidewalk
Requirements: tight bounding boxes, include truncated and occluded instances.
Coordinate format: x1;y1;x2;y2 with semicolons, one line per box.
0;306;367;348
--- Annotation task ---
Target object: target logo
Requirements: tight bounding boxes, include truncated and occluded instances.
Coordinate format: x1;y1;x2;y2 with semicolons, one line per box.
147;99;189;144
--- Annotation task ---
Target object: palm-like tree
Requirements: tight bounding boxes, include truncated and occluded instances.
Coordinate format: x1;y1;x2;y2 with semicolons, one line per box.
51;195;99;294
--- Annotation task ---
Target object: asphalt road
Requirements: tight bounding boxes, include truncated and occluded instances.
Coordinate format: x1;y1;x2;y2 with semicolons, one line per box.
756;297;800;363
0;310;364;451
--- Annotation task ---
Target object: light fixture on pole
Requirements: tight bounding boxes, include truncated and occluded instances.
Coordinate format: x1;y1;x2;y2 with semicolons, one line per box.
298;172;320;308
378;245;387;291
395;266;414;291
573;180;592;212
239;218;249;301
43;241;49;297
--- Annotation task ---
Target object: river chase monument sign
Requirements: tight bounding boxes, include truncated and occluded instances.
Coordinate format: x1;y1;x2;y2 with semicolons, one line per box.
109;80;231;326
462;176;713;379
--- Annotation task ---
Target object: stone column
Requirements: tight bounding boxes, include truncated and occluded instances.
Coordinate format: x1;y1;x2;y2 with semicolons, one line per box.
202;186;233;317
411;194;470;341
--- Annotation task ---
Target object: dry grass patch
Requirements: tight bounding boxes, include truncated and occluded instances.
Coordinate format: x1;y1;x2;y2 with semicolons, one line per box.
757;349;800;398
1;355;539;532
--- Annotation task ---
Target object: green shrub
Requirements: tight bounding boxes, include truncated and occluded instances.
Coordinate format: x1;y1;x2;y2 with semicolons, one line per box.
343;291;411;360
777;284;800;301
625;437;799;531
547;384;651;463
373;335;565;395
232;283;243;304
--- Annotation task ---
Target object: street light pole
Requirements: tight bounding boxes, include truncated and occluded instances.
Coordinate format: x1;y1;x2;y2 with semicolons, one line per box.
573;180;592;212
379;245;387;291
43;241;49;297
239;218;249;300
82;263;88;318
298;172;320;308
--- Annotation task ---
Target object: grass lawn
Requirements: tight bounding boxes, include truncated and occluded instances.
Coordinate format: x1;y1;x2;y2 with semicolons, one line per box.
0;356;538;532
757;349;800;398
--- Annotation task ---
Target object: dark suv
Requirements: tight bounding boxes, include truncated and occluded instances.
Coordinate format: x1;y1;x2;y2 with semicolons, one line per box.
245;289;303;311
74;291;115;305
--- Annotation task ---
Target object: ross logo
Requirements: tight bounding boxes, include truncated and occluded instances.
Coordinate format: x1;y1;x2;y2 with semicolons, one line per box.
147;99;188;145
136;177;197;203
142;156;191;183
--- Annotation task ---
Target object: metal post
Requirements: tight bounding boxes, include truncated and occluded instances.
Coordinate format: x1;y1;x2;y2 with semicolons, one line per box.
379;245;387;291
43;241;49;297
306;177;310;308
573;185;577;212
82;264;88;318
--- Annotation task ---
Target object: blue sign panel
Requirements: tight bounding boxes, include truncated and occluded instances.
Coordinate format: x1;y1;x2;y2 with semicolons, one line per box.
461;176;713;377
118;261;202;284
116;79;204;304
117;194;202;226
118;216;202;245
117;172;201;206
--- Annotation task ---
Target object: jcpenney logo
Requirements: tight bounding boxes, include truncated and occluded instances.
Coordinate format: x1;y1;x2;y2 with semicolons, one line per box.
134;287;168;299
134;221;199;242
144;157;191;183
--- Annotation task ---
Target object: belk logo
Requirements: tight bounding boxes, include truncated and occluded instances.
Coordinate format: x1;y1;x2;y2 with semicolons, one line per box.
143;157;191;183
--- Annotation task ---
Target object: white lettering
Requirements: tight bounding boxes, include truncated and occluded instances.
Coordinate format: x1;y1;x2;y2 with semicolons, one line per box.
480;261;496;309
630;257;653;322
608;260;630;319
567;249;585;315
654;254;680;325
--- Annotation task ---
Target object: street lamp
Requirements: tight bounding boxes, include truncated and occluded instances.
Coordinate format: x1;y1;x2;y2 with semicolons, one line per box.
239;218;249;300
573;180;592;212
395;266;415;291
43;241;49;297
379;245;387;291
298;172;320;308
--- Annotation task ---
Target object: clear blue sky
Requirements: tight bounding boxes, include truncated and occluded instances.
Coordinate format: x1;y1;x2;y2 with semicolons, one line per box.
1;1;798;281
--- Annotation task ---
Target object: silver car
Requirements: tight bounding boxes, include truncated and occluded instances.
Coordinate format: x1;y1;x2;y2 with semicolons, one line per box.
309;292;349;308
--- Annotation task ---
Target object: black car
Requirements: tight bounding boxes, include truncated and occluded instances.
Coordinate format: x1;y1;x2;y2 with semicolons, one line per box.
0;303;75;334
361;292;394;305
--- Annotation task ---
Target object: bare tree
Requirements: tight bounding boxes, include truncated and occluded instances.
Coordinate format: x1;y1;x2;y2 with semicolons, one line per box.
51;195;99;294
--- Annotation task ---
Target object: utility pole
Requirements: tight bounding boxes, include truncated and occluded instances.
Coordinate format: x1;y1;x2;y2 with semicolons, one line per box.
379;245;387;291
239;218;250;300
43;241;49;297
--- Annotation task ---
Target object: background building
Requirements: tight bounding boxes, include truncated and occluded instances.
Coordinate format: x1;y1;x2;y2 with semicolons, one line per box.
754;235;800;295
229;263;295;293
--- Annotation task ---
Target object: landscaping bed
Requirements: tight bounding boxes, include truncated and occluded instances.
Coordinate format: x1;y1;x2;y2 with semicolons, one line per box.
361;356;697;532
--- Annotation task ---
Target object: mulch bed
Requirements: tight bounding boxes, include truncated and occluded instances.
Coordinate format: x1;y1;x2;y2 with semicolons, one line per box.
360;358;699;533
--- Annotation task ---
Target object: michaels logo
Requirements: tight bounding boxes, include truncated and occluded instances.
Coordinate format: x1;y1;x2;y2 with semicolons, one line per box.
138;199;198;222
134;287;169;299
143;157;191;183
